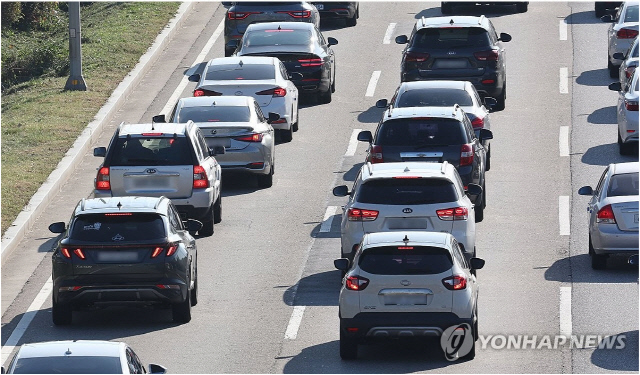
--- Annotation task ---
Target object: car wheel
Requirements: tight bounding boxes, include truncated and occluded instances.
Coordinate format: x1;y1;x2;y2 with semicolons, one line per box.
199;206;215;237
619;133;634;155
318;86;332;104
224;48;234;57
52;296;72;326
172;288;192;323
441;2;453;14
463;338;476;360
475;186;485;223
257;164;274;188
190;267;198;307
331;73;336;93
589;234;607;270
292;106;299;132
608;58;619;78
516;2;528;12
494;86;506;111
213;197;222;224
279;127;293;143
485;146;491;171
339;329;358;360
346;12;357;26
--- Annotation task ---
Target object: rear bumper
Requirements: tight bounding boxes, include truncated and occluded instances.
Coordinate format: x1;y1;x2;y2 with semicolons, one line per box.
591;224;639;254
401;71;504;98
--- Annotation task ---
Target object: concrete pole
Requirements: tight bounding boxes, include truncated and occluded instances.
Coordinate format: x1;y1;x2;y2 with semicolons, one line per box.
64;2;87;91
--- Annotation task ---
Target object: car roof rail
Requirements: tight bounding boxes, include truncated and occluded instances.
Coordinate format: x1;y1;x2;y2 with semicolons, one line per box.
80;198;86;212
452;104;461;116
154;196;165;210
479;15;486;25
441;161;449;175
365;161;373;176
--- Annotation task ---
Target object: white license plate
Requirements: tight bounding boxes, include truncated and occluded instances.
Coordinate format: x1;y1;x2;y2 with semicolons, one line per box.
315;3;324;10
97;251;139;262
207;138;231;148
384;294;428;306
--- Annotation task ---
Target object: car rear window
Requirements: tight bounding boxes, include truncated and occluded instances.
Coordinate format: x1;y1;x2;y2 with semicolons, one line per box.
205;64;275;80
243;29;311;47
71;214;166;243
234;2;304;7
377;118;466;146
397;88;473;107
109;137;193;166
607;172;639;197
356;178;458;205
624;5;638;22
176;106;251;123
12;356;123;374
359;246;453;275
412;27;491;49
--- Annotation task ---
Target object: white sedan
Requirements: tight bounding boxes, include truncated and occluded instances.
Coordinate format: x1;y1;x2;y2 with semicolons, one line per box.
189;56;299;142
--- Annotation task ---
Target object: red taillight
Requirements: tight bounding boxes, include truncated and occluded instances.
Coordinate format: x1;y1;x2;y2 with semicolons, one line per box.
194;89;222;97
73;248;85;260
227;11;262;20
256;87;286;97
596;205;617;224
193;165;209;189
61;248;72;259
234;133;263;142
298;58;323;67
345;275;370;291
625;66;636;79
460;144;474;166
151;247;164;258
369;145;383;163
481;79;495;85
405;51;430;62
474;50;499;61
152;244;178;258
347;208;379;221
276;10;311;18
625;99;639;111
617;28;639;39
166;245;177;257
96;167;110;190
442;275;467;290
471;116;485;129
436;207;469;221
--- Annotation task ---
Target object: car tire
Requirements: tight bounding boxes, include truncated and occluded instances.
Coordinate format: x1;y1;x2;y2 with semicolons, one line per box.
52;297;72;326
199;206;215;237
619;133;634;155
318;87;332;104
608;58;619;78
172;288;192;323
494;86;506;111
257;165;274;189
339;329;358;360
516;2;528;13
331;73;336;93
485;146;491;171
463;339;476;360
279;127;293;143
346;13;357;27
292;106;299;132
441;2;453;14
213;197;222;224
475;186;485;223
190;267;198;307
589;235;607;270
224;48;234;57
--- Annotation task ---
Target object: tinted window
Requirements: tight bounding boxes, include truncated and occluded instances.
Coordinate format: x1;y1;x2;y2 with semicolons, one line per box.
235;2;304;6
176;106;251;123
244;29;311;46
205;64;275;80
607;172;639;197
356;178;458;205
412;27;491;49
359;246;453;275
377;118;466;146
71;214;166;242
624;5;639;22
110;137;193;166
12;356;122;374
397;89;473;107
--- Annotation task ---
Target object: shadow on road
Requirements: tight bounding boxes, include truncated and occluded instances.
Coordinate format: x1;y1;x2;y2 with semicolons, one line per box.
356;105;384;124
545;253;639;284
283;270;341;307
580;143;639;166
591;330;639;371
575;68;617;87
565;10;606;25
586;106;616;124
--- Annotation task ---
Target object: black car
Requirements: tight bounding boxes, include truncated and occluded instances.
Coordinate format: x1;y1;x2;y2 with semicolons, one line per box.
49;196;201;325
233;21;338;103
441;2;529;14
311;2;359;26
395;15;511;111
358;105;492;222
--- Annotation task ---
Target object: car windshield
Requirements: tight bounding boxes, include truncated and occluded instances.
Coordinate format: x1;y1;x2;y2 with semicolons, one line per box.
12;356;123;374
205;64;275;81
359;246;453;275
177;106;251;123
377;118;466;146
71;213;166;242
397;89;473;107
243;29;312;47
110;137;193;166
412;27;491;49
607;172;639;197
624;5;639;23
357;178;458;205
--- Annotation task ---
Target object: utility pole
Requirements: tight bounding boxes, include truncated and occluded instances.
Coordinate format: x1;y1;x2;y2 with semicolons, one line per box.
64;2;87;91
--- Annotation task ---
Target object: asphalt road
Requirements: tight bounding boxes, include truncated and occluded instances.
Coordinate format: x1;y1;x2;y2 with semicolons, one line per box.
1;2;638;373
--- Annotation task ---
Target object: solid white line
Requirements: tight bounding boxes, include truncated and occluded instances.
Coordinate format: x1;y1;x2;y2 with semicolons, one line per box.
345;128;363;157
320;206;338;233
559;196;570;236
1;277;53;366
559;67;569;94
160;19;225;115
559;19;568;41
559;126;570;157
365;71;381;97
383;23;397;44
284;305;306;340
560;286;572;337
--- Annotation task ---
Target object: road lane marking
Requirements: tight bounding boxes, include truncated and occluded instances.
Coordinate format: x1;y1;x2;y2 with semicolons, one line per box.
320;206;338;233
559;196;570;236
345;128;363;157
559;67;569;94
560;286;572;337
383;23;397;44
365;71;381;97
1;277;53;366
160;19;225;115
559;19;568;41
559;126;570;157
284;305;306;340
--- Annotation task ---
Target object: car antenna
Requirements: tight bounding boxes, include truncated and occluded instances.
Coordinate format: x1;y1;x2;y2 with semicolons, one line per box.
450;19;454;25
117;201;122;210
238;60;243;67
403;235;410;244
278;25;282;31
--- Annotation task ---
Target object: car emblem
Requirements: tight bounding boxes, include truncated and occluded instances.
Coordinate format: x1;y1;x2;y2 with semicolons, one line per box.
403;208;413;214
235;91;243;96
447;51;456;55
210;129;217;135
401;280;411;286
112;234;125;241
145;168;157;174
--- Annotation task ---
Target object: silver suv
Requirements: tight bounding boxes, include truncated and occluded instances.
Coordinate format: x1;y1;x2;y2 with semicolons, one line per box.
334;231;485;360
93;121;223;236
333;162;482;260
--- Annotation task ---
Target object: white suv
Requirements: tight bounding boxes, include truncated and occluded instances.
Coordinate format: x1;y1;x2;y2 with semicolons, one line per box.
333;162;482;260
334;231;484;360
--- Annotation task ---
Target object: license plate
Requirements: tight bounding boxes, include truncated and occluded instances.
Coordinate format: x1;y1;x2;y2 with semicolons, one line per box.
384;293;428;306
96;251;139;262
315;3;324;10
207;138;231;148
434;59;468;69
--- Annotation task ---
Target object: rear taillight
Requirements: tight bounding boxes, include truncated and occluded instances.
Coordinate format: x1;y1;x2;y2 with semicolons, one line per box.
460;144;474;166
625;99;639;111
234;133;263;142
61;248;84;260
442;275;467;290
369;145;383;163
151;244;178;258
194;89;222;97
276;10;311;18
345;275;370;291
436;207;469;221
193;165;209;189
617;28;639;39
596;205;616;224
61;248;72;259
73;249;86;260
256;87;286;97
470;116;485;129
227;11;262;20
404;51;429;62
347;208;379;221
96;167;110;190
625;66;636;79
298;58;323;67
474;50;499;61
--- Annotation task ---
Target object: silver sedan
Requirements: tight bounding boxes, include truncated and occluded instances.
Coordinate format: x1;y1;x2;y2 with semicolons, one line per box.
604;2;639;77
609;67;639;155
578;162;639;269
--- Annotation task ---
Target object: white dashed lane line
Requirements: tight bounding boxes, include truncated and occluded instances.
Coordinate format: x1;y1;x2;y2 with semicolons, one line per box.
320;206;339;233
560;286;572;337
284;306;306;340
345;128;363;157
365;71;382;97
559;196;571;236
383;23;397;44
559;67;569;94
559;126;570;157
559;19;568;41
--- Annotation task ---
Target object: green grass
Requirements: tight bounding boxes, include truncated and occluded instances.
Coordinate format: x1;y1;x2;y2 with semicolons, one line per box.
1;2;180;235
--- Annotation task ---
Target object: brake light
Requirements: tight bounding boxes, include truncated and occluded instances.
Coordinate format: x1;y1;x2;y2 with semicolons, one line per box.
625;99;639;111
474;50;499;61
442;275;467;290
369;145;383;163
96;167;110;190
73;249;85;260
596;205;616;224
194;89;222;97
141;133;163;136
436;207;469;221
470;116;485;129
345;275;370;291
276;10;311;18
104;213;133;216
398;246;414;250
460;144;474;166
404;51;429;62
617;28;639;39
625;66;636;79
227;11;262;20
234;133;263;142
61;248;72;259
299;58;323;67
193;165;209;189
347;208;379;221
256;87;286;97
393;176;422;179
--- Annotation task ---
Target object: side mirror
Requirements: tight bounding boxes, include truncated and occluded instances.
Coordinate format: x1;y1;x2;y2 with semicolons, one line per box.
226;39;240;51
483;97;497;110
395;35;408;44
267;112;281;124
93;147;106;157
333;185;349;197
600;14;614;22
210;146;226;156
357;130;373;143
376;99;389;108
184;219;203;232
148;364;167;374
578;186;594;196
479;128;493;141
49;222;66;234
613;52;625;60
152;114;166;123
629;254;639;266
188;74;201;83
289;72;304;81
469;257;485;271
327;37;338;46
465;183;483;203
334;258;350;271
499;32;512;42
609;82;622;91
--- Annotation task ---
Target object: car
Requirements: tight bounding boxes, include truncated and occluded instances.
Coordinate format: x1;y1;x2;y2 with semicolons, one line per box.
311;2;359;26
3;340;167;374
441;1;528;14
188;56;299;142
332;162;482;261
614;36;638;90
596;1;623;18
609;67;639;155
602;2;639;78
578;162;639;269
357;105;492;222
334;231;485;360
224;1;320;57
375;80;497;170
153;96;278;188
48;196;201;325
93;121;223;236
395;15;511;110
233;22;338;104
